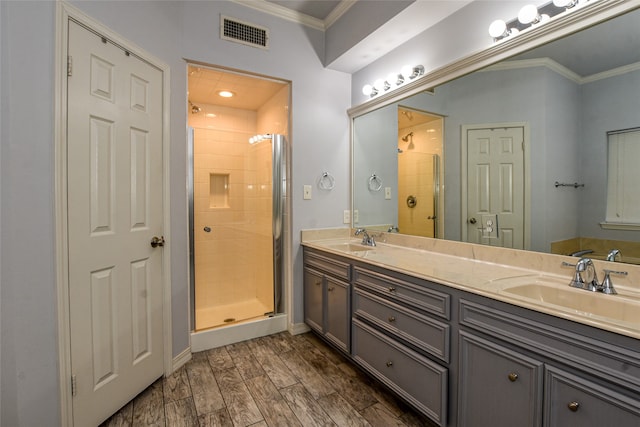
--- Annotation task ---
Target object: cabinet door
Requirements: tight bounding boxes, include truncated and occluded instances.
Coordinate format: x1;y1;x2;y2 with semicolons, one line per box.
458;331;543;427
325;276;350;352
545;365;640;427
304;267;324;333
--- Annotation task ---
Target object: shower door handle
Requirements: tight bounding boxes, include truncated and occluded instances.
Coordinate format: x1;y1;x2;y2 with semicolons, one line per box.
150;236;165;248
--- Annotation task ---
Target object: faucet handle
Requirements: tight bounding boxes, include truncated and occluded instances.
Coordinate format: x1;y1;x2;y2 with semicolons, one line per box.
600;269;628;295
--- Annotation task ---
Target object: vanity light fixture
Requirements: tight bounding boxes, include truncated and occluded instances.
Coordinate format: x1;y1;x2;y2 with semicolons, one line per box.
489;0;592;43
362;64;425;98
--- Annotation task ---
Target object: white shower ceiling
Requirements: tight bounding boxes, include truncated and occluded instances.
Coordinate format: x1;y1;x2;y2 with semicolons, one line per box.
188;66;287;111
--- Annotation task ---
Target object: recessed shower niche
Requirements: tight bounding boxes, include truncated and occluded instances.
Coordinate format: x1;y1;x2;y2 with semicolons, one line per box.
209;173;229;208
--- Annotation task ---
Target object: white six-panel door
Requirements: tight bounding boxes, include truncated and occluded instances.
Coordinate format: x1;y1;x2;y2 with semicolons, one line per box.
66;20;164;426
465;126;525;249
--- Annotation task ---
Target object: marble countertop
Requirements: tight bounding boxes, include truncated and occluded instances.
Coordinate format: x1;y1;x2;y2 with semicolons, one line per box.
302;230;640;340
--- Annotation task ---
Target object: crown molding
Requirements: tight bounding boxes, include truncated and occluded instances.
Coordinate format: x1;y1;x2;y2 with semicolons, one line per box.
230;0;356;31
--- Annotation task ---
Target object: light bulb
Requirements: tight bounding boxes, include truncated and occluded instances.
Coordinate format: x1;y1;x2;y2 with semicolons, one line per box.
387;72;399;86
400;65;413;79
373;79;385;91
518;4;539;24
488;19;507;38
362;84;373;96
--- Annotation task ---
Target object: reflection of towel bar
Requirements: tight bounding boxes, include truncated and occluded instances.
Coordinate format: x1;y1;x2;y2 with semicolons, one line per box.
555;181;584;188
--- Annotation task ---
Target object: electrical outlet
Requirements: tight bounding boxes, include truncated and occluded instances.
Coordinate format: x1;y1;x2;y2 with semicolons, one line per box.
385;187;392;200
343;210;351;224
353;209;359;223
303;185;312;200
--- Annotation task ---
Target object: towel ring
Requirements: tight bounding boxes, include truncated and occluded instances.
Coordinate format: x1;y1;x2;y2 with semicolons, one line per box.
318;172;335;190
368;174;383;192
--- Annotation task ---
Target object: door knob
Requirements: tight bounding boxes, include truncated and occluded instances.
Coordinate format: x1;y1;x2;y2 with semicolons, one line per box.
150;236;165;248
469;217;477;224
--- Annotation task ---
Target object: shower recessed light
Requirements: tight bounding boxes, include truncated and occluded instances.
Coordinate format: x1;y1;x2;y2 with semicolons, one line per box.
218;90;234;98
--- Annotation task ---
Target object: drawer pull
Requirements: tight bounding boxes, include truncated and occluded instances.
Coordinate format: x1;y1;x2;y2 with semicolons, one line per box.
386;361;394;367
388;287;396;293
328;287;334;292
508;372;518;382
568;402;580;412
315;281;321;286
388;316;396;322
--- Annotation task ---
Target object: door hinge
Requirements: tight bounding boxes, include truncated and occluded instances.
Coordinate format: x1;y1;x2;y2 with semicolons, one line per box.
71;374;77;397
67;55;73;77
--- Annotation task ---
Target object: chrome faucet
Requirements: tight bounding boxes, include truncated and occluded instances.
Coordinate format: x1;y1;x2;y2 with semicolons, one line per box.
387;225;399;233
569;249;594;257
569;258;599;291
606;249;621;262
564;258;627;295
355;228;376;247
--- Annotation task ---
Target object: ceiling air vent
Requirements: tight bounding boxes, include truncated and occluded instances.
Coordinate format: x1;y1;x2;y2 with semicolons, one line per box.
221;15;269;49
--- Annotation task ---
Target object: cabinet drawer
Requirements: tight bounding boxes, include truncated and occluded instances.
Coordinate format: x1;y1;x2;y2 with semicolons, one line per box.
353;287;450;362
352;319;448;426
304;250;350;281
545;365;640;427
353;267;450;320
458;331;543;427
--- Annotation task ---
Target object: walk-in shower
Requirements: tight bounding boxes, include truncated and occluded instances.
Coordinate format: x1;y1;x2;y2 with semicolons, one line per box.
188;129;286;334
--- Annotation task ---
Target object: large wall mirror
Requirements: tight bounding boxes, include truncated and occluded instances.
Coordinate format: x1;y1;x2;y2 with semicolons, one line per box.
351;4;640;264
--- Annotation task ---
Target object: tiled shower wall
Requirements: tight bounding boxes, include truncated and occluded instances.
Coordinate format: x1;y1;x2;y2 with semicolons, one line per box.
190;105;274;325
397;119;443;238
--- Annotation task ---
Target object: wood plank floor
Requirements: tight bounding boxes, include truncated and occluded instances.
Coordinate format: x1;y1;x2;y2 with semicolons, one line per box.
101;332;436;427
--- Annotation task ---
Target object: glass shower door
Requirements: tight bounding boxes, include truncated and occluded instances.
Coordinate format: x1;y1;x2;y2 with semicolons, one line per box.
190;128;282;331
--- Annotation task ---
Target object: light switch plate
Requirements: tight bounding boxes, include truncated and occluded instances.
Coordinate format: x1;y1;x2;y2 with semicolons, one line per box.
343;210;351;224
303;185;312;200
385;187;392;200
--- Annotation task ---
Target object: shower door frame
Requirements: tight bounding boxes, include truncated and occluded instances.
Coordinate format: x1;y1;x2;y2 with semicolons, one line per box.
188;129;285;330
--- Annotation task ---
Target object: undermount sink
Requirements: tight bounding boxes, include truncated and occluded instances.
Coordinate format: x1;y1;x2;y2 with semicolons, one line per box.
499;279;640;324
326;242;375;253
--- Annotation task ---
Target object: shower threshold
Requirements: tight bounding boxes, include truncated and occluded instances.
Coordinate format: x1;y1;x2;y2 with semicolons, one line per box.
195;298;272;331
191;313;287;352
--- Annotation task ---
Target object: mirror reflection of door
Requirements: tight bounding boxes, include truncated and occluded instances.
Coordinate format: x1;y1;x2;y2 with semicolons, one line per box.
464;125;526;248
397;107;443;238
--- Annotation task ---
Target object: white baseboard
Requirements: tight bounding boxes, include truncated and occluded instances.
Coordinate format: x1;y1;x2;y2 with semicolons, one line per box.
171;346;192;374
190;314;288;352
289;322;310;335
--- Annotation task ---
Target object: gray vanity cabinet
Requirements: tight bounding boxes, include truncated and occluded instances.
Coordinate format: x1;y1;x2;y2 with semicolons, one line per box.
544;366;640;426
302;246;640;427
458;331;543;427
351;265;451;426
459;299;640;427
303;249;351;353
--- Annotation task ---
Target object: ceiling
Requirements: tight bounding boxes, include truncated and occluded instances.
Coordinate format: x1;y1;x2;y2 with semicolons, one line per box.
265;0;343;20
511;7;640;78
188;66;287;110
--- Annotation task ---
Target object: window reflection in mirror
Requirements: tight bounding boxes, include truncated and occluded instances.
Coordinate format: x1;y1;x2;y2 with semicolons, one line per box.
605;128;640;228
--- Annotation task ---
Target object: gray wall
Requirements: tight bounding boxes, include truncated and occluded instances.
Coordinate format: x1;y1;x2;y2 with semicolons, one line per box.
353;104;398;227
0;1;350;425
353;65;582;252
